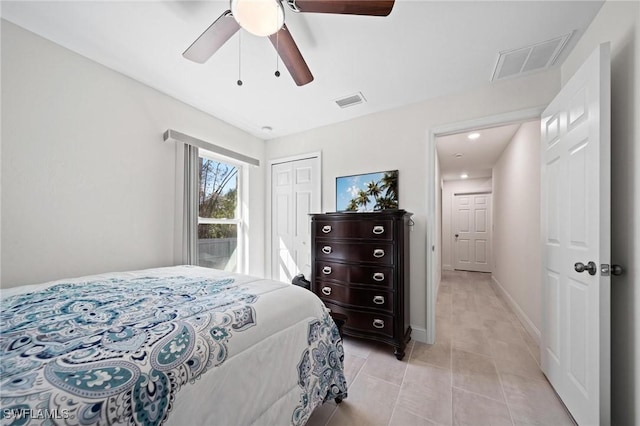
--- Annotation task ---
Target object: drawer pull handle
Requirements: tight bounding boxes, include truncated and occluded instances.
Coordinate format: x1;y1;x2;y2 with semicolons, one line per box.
373;319;385;329
373;296;385;305
373;225;385;235
322;287;332;296
322;225;332;233
322;266;332;275
373;249;385;258
322;246;332;254
373;272;385;282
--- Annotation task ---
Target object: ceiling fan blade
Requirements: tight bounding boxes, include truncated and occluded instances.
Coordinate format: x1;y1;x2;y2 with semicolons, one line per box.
290;0;395;16
269;25;314;86
183;10;240;64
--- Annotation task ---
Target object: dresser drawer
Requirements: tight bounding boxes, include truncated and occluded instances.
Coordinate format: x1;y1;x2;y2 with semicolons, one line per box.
315;242;394;265
315;261;394;288
316;282;394;313
324;303;394;338
314;219;393;241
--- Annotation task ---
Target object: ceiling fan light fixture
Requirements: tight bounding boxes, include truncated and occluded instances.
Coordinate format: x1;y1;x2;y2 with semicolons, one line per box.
231;0;285;37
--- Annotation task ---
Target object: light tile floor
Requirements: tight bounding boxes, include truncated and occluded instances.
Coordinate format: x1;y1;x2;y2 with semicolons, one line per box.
307;270;576;426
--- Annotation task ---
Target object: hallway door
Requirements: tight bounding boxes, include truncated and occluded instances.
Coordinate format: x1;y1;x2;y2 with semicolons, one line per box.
541;43;611;425
453;193;492;272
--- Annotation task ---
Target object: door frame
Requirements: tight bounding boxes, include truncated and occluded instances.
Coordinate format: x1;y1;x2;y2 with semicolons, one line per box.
267;151;322;281
426;107;544;344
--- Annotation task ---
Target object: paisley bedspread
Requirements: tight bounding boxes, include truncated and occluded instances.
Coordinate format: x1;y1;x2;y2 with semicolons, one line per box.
0;266;347;425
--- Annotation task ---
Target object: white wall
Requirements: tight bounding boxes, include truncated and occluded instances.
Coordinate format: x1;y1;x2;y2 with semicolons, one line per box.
491;120;541;340
1;21;266;287
561;1;640;423
441;177;493;271
265;70;559;341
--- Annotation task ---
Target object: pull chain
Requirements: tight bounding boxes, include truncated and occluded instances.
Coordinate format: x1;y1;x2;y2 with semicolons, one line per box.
274;15;280;77
237;30;243;86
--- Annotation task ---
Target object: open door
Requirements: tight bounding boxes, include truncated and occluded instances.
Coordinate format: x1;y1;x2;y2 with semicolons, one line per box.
541;43;610;425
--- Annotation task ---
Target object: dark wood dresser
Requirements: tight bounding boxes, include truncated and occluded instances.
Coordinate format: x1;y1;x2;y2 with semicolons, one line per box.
310;210;412;360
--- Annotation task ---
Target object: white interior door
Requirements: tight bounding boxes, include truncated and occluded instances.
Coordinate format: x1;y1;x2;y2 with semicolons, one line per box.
271;156;320;283
541;43;610;426
453;193;492;272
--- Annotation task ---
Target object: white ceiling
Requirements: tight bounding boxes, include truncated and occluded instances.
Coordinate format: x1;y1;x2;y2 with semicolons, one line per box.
436;122;525;181
1;1;603;140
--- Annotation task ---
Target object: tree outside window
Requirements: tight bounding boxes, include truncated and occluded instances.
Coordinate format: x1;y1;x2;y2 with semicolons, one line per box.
197;155;241;271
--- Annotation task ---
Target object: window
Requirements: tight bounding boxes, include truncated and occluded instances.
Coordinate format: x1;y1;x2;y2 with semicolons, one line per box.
165;129;258;271
197;153;242;272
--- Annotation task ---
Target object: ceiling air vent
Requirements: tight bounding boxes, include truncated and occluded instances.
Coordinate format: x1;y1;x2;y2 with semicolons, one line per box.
491;33;572;82
334;92;366;109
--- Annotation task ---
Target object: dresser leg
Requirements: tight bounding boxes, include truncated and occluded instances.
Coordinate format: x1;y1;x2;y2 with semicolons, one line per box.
335;396;343;404
394;346;405;361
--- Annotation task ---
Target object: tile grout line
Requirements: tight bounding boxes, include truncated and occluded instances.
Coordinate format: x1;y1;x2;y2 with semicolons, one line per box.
448;275;455;426
451;274;484;424
452;384;512;406
493;357;517;426
357;370;405;388
324;339;369;426
322;401;338;426
385;339;416;426
485;275;526;426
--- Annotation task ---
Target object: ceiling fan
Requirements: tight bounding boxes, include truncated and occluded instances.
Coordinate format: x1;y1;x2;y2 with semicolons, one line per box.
182;0;395;86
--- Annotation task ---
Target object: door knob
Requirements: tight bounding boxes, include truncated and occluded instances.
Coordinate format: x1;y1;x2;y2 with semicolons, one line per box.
612;265;624;276
575;261;597;276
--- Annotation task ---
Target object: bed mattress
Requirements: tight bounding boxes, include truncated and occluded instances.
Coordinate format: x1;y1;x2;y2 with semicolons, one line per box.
0;266;347;425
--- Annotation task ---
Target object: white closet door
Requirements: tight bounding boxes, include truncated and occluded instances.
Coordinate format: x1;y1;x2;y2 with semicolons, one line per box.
271;156;320;283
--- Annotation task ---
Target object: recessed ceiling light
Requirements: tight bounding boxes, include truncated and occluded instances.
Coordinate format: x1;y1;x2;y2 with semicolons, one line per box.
468;133;480;140
261;126;273;133
460;173;469;179
454;153;463;158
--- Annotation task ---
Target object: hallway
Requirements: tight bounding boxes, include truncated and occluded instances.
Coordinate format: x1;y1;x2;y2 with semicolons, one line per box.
307;270;575;425
432;270;574;425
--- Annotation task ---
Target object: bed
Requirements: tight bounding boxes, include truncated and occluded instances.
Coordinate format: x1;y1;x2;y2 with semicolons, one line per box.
0;265;347;425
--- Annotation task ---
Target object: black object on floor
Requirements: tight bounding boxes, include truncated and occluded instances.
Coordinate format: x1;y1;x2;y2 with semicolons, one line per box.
292;274;311;291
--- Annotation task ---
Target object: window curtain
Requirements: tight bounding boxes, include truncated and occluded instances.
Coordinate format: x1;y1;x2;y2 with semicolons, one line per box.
172;141;199;265
182;144;199;265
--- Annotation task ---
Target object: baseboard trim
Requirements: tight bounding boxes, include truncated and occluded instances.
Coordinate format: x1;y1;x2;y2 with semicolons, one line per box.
410;326;428;344
490;275;541;346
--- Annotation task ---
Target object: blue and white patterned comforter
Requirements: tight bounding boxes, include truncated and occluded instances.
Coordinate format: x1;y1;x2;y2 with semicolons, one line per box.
0;266;347;425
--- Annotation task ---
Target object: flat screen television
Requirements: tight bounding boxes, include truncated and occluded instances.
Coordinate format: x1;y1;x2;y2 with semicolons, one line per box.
335;170;398;212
